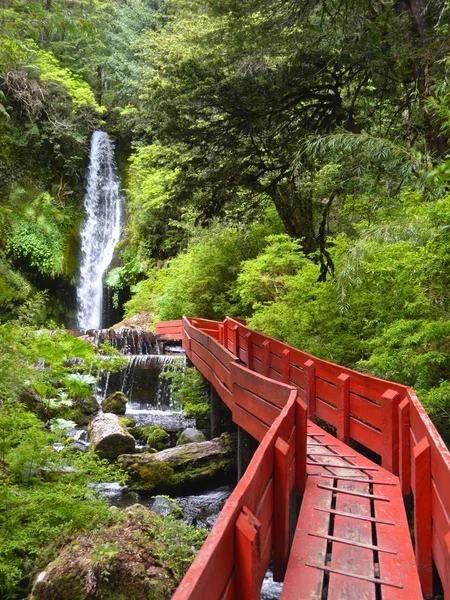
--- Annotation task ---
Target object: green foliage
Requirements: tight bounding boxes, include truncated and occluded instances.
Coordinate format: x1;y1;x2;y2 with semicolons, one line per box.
161;364;209;418
144;425;169;451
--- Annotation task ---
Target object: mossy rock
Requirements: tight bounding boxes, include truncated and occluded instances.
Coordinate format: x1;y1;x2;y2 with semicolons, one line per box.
176;428;206;446
101;391;128;415
30;504;202;600
72;395;99;426
119;433;236;495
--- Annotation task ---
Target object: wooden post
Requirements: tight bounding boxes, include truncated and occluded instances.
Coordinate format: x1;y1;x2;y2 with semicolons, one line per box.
282;349;290;385
218;323;224;346
398;398;411;495
232;324;239;360
295;396;308;496
273;437;290;582
245;331;253;370
336;373;350;444
412;437;433;597
235;506;261;600
262;340;270;377
304;360;316;421
444;531;450;600
381;389;400;475
210;383;222;439
223;319;229;352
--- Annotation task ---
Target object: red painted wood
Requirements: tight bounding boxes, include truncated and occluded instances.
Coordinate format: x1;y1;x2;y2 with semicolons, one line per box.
288;363;306;389
327;478;376;600
262;340;270;377
349;393;381;429
349;417;382;455
281;475;332;599
235;506;262;600
315;377;337;406
412;437;433;596
230;362;294;409
315;398;338;426
245;332;253;370
431;481;450;595
232;403;269;443
382;389;401;475
399;398;411;495
282;349;290;385
336;373;350;444
295;397;307;495
273;437;291;581
375;476;423;599
304;359;316;420
231;324;239;359
232;385;281;426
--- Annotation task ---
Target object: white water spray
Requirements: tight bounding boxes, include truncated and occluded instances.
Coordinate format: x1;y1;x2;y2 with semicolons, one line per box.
76;131;125;329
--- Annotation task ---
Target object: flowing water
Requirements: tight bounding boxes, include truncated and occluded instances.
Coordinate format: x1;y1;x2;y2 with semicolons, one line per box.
76;131;125;329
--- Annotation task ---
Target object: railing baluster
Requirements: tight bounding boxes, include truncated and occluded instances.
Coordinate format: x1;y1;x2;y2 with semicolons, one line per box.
398;398;411;495
412;437;433;597
381;389;400;475
235;506;261;600
336;373;350;444
304;359;316;420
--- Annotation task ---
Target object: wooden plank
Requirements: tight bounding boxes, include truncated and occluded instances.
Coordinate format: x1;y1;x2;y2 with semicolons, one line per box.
281;475;332;599
412;437;433;596
232;403;269;443
349;393;381;430
282;349;290;385
375;477;423;599
327;479;376;599
289;363;306;389
315;377;337;406
348;417;382;456
381;389;401;475
230;362;295;409
255;478;274;553
233;385;281;426
315;398;338;427
336;373;350;444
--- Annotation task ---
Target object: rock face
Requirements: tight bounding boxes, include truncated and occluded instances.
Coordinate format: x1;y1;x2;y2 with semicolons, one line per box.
72;394;99;425
30;505;189;600
101;391;128;415
176;427;206;446
119;433;236;495
90;413;135;460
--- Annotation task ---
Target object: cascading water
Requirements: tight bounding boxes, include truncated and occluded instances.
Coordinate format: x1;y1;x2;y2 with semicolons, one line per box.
76;131;125;329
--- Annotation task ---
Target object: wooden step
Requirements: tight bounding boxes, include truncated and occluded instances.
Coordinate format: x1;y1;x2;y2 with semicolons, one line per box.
281;424;422;599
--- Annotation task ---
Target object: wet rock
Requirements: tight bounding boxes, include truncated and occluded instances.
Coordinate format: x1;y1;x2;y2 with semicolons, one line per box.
72;395;98;425
101;391;128;415
18;386;46;420
90;413;135;460
176;428;206;446
30;505;186;600
119;432;236;495
151;496;182;518
63;357;85;368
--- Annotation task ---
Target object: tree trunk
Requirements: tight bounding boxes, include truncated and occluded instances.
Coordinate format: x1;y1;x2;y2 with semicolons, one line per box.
89;413;135;460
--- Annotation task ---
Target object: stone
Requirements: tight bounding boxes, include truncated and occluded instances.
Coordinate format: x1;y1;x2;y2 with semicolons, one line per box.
29;505;191;600
101;391;128;415
89;413;135;460
151;496;182;519
176;427;206;446
119;432;236;495
72;395;99;425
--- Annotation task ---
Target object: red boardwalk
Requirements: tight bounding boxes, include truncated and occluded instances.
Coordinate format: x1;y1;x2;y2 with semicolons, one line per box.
156;317;450;600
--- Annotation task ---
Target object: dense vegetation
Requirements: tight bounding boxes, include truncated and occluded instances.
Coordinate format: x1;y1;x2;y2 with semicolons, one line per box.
1;0;450;597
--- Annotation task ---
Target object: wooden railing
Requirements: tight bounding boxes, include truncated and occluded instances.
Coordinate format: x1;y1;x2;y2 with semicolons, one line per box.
157;317;450;599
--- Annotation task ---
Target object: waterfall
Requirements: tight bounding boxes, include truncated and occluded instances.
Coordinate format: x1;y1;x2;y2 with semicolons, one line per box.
76;131;125;329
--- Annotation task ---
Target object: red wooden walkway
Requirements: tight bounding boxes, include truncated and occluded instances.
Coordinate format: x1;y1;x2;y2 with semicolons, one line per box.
156;317;450;600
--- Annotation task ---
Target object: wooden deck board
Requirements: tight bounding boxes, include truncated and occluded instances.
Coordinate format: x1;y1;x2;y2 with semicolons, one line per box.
282;425;421;599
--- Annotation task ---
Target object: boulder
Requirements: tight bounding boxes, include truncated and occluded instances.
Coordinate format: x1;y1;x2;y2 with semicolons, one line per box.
30;504;196;600
101;391;128;415
90;413;135;460
176;427;206;446
119;432;236;495
72;394;99;425
151;496;182;518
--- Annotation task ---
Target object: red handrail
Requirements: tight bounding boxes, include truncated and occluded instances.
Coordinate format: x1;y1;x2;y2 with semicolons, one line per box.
166;316;450;599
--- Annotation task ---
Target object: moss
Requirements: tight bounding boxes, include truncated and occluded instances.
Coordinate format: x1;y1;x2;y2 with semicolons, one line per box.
101;392;128;415
131;461;175;492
